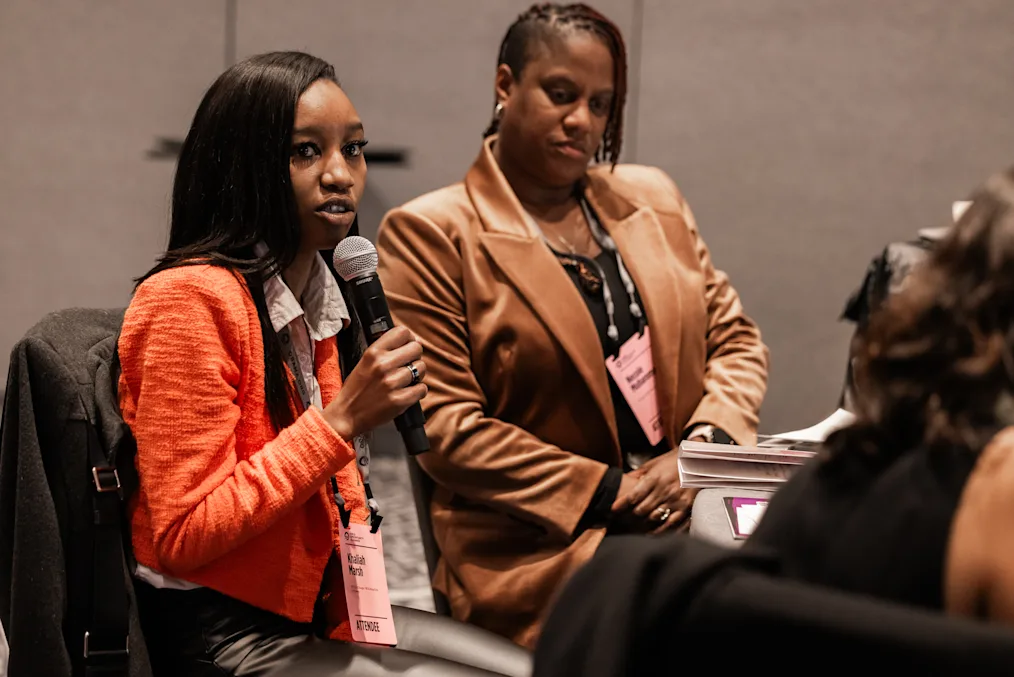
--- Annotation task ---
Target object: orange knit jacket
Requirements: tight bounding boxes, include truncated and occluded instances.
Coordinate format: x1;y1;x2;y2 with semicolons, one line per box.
118;264;368;640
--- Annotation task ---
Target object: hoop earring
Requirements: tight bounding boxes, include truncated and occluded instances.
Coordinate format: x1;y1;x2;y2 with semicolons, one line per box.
494;102;504;119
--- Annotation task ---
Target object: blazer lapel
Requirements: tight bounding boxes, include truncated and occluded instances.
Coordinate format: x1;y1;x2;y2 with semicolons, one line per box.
584;174;690;446
465;139;620;455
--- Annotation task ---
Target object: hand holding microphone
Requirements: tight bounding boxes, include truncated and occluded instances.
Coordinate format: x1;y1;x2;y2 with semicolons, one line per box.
328;236;431;454
322;326;427;442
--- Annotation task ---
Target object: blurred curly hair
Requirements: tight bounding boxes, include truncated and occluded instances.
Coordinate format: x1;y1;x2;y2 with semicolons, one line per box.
826;168;1014;471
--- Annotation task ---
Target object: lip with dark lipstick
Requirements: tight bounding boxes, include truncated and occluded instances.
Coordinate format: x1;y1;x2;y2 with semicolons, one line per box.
315;196;356;226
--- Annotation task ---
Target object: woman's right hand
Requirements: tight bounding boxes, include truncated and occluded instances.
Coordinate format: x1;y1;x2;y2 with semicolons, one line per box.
322;326;428;441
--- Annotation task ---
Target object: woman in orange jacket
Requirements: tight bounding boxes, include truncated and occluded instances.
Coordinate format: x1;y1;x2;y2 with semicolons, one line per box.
119;51;528;677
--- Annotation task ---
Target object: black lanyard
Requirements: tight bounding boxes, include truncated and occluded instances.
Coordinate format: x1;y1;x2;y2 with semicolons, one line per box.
279;326;383;533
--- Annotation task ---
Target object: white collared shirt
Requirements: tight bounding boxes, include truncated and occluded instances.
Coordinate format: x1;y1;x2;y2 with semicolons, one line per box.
261;245;350;410
135;247;350;590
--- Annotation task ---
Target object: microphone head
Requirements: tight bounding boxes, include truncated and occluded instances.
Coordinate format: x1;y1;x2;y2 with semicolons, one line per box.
333;236;379;281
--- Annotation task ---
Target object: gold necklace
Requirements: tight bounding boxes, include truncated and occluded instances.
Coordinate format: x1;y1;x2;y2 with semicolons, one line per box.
541;212;597;257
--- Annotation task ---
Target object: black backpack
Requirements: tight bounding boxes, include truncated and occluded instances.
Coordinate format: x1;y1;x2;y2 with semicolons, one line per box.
0;308;151;677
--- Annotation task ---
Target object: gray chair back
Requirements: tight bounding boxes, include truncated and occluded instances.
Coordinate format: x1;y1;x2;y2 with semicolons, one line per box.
404;458;453;617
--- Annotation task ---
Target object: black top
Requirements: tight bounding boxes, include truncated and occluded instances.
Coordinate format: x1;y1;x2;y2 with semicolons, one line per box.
557;246;667;534
557;249;667;465
744;442;978;610
552;200;731;535
534;532;1014;677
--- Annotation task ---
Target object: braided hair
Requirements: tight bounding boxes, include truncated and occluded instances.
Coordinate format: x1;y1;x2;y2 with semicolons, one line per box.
484;3;627;166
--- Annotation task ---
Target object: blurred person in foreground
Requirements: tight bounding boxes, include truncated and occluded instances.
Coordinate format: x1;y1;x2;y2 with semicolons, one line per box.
747;167;1014;612
376;2;767;647
533;166;1014;673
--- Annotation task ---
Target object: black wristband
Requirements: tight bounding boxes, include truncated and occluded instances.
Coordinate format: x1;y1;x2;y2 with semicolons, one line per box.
573;467;623;537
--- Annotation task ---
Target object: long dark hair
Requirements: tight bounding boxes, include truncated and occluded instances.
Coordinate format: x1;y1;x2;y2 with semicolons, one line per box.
483;2;627;166
826;168;1014;473
137;51;364;432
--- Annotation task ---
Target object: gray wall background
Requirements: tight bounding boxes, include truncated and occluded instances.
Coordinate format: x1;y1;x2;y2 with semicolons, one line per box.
2;0;1013;433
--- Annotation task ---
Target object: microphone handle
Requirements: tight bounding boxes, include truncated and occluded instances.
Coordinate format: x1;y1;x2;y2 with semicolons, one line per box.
347;272;430;455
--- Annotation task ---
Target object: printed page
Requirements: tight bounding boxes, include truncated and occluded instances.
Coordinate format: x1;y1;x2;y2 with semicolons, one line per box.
679;457;795;482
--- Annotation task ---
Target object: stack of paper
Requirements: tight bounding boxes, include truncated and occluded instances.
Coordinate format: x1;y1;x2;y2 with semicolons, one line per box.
677;437;818;491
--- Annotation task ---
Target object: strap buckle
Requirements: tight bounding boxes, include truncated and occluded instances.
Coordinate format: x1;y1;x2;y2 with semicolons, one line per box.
83;631;129;659
91;466;121;494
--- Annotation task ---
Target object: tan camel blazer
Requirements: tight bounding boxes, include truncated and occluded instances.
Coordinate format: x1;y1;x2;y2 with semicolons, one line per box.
376;137;768;646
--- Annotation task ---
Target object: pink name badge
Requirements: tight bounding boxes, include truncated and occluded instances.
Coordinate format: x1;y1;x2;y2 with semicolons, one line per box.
339;523;398;646
604;326;664;446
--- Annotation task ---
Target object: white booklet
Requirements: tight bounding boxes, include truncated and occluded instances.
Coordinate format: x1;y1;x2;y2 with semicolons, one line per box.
677;436;819;490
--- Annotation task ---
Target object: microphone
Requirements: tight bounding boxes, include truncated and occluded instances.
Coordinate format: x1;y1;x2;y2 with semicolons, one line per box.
333;236;430;455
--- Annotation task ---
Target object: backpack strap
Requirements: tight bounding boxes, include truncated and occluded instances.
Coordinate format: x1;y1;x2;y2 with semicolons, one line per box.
83;343;131;676
84;422;130;676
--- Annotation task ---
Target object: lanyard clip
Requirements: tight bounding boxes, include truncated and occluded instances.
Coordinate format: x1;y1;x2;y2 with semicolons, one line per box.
369;506;384;534
337;503;352;529
364;484;383;533
331;476;352;528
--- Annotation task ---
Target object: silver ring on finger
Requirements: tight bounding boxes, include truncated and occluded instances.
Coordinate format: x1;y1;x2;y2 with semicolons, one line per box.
405;362;420;387
654;506;672;523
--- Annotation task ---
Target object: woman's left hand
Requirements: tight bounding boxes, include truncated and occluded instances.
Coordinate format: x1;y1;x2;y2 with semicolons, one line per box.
611;448;699;535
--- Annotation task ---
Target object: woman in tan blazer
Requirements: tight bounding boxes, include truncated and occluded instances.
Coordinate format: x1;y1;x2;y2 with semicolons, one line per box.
376;3;768;647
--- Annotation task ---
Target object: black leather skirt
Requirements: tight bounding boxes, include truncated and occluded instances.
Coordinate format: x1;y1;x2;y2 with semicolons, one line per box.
134;581;531;677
